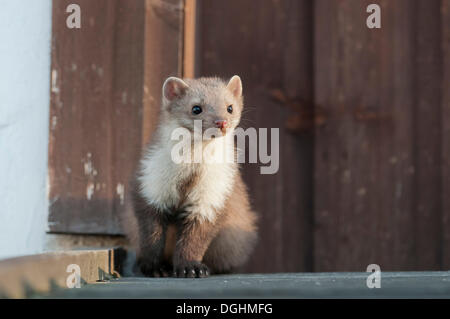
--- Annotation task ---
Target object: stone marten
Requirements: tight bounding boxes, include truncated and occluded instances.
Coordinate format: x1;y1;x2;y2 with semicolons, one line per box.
123;75;258;278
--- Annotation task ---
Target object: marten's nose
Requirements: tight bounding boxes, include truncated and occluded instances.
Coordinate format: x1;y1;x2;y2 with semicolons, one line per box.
214;120;227;129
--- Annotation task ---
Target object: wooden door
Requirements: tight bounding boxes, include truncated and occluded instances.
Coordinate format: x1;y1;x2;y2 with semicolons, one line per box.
47;0;450;273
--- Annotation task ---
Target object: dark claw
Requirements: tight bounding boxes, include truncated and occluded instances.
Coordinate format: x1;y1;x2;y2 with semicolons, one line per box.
187;269;196;278
174;261;210;278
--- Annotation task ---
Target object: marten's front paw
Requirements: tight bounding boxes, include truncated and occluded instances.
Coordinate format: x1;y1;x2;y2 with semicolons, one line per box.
137;257;171;277
173;261;209;278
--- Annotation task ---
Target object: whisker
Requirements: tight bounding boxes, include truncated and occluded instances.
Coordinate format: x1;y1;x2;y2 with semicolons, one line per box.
239;119;257;126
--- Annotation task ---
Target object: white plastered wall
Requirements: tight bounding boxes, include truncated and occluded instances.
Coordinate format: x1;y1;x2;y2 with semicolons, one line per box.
0;0;52;259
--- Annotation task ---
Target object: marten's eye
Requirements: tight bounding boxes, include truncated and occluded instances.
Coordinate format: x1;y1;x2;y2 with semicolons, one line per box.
192;105;202;115
227;105;233;114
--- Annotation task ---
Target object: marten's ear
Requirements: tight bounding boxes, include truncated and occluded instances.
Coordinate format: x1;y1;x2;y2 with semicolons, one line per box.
163;77;189;101
226;75;242;98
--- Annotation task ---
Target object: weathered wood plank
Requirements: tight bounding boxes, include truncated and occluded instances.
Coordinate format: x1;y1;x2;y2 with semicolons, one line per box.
442;0;450;269
199;0;314;272
413;0;443;270
48;0;184;234
0;248;126;298
314;0;445;271
314;0;420;271
48;0;146;234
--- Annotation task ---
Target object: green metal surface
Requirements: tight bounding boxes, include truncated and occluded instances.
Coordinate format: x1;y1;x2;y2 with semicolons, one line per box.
40;272;450;298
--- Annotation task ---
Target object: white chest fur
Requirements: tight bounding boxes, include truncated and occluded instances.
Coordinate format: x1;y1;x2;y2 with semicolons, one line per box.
138;128;237;222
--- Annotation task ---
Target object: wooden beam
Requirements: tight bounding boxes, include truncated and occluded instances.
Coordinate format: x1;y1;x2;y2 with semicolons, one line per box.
183;0;198;78
0;248;126;298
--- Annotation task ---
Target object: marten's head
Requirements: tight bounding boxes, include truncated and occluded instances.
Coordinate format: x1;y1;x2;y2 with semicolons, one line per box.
161;76;243;137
